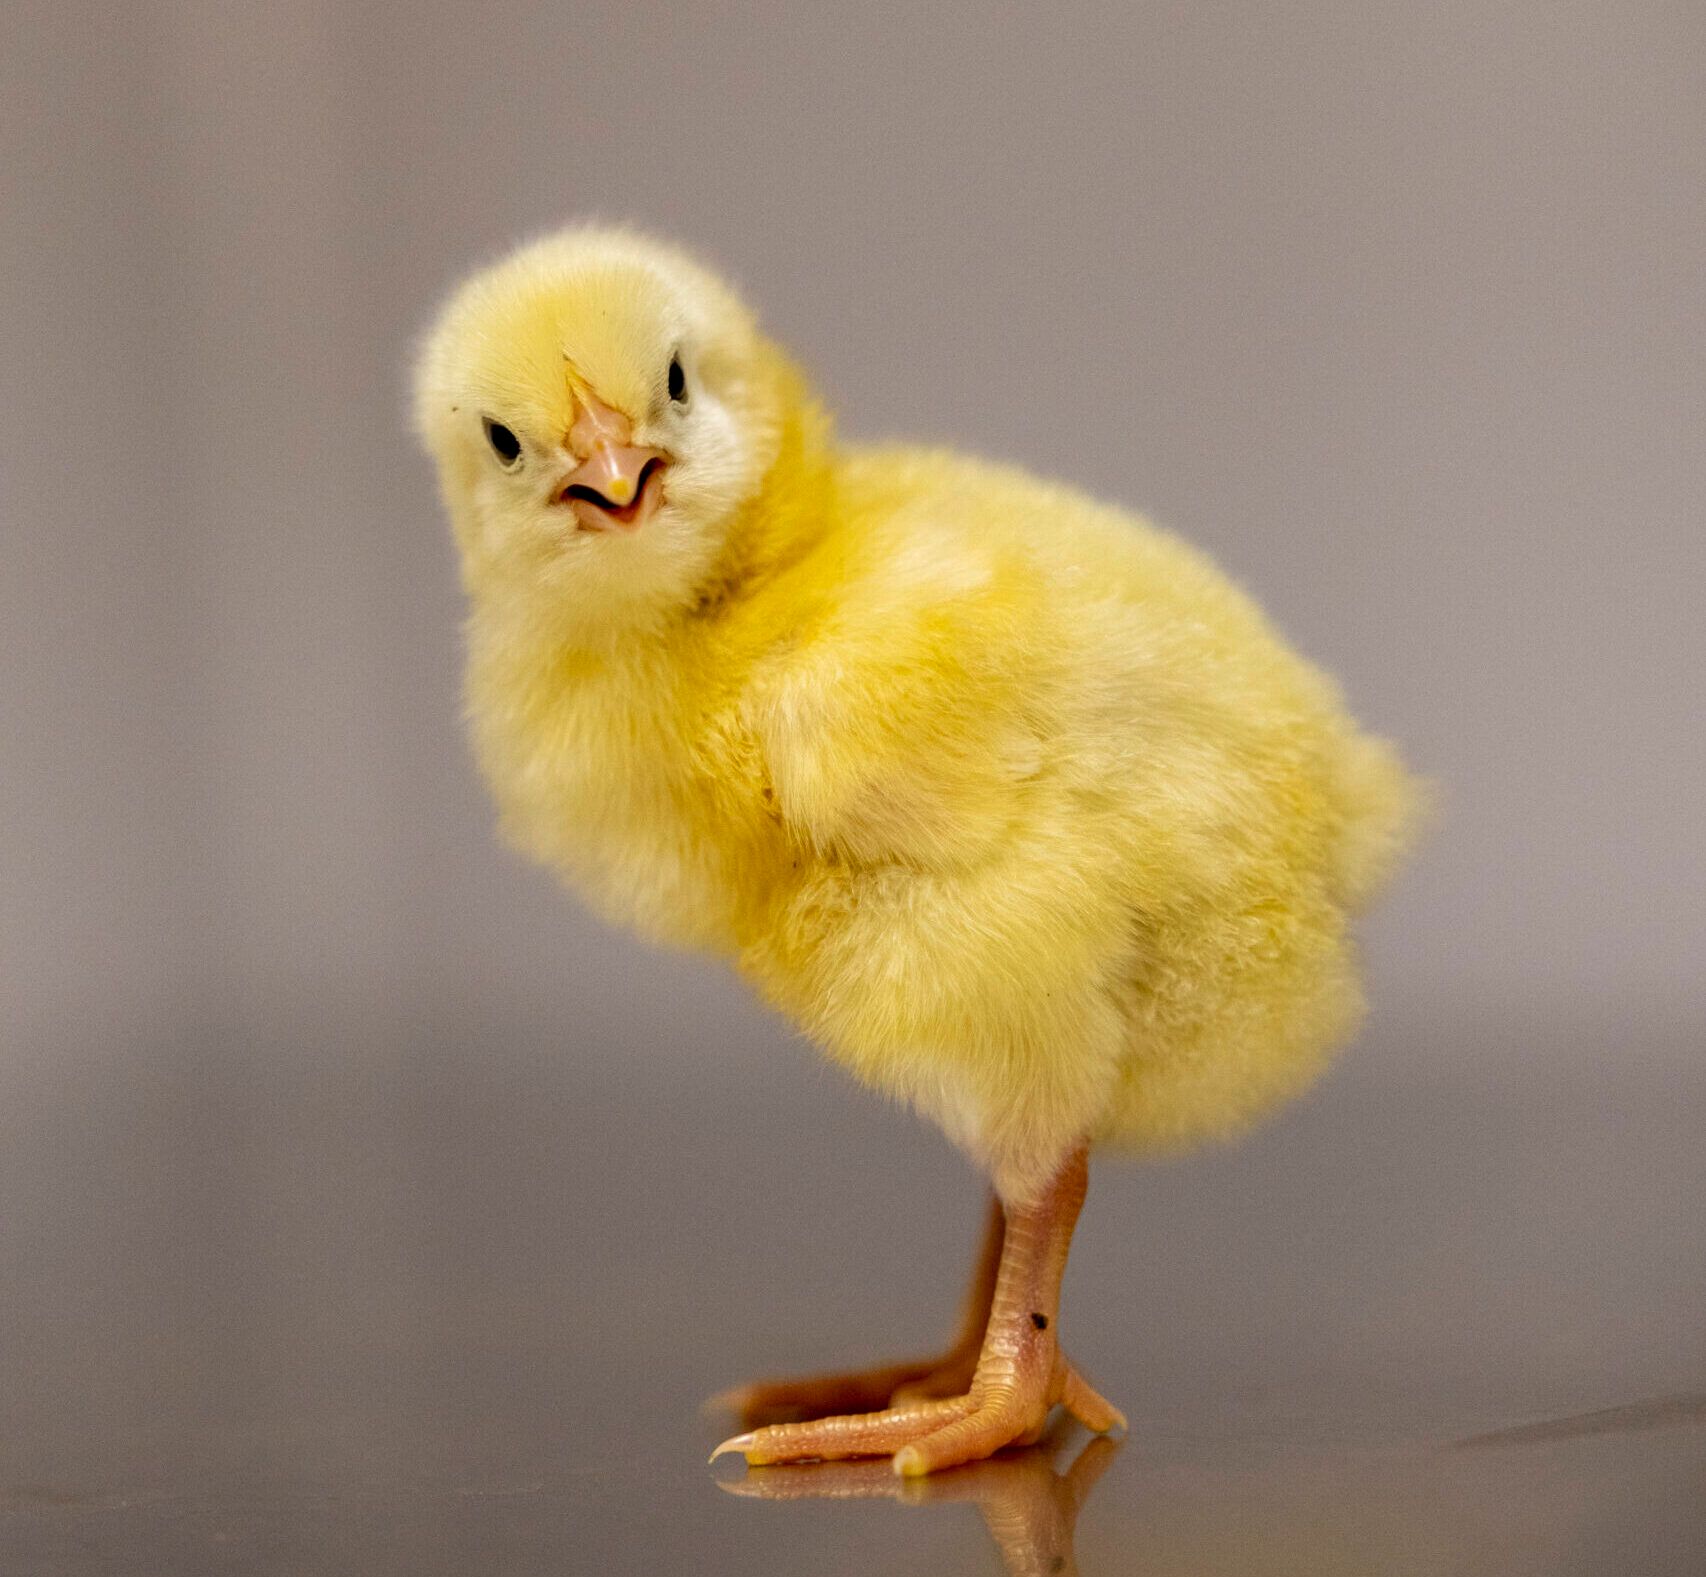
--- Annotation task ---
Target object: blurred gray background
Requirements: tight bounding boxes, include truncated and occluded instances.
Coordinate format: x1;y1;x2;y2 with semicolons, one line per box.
3;3;1703;1573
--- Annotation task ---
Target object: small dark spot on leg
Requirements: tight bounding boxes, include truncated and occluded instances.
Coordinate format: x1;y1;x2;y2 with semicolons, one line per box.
1031;1312;1049;1331
1050;1557;1066;1573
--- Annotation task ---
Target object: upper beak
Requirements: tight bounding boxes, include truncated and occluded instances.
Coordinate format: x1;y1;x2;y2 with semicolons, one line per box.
554;388;669;533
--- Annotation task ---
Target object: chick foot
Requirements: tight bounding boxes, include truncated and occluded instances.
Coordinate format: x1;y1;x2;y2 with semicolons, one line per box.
709;1346;1120;1472
710;1148;1125;1476
711;1194;1004;1428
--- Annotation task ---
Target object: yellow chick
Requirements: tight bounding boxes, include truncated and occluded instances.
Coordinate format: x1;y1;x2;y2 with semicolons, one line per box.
414;225;1423;1477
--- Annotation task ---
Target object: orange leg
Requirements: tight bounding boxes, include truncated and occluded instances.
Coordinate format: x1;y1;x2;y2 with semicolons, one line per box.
711;1148;1124;1476
711;1194;1004;1429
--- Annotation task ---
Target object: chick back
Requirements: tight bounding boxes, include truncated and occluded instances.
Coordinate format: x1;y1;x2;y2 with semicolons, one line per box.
736;445;1423;1196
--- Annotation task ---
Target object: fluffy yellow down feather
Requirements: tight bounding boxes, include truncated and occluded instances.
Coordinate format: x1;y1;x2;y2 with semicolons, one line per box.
415;226;1423;1203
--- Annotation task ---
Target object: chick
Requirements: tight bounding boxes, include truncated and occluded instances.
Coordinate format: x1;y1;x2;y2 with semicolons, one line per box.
414;225;1423;1476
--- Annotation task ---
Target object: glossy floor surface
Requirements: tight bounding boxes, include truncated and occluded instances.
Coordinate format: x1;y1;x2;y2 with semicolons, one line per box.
3;1000;1702;1574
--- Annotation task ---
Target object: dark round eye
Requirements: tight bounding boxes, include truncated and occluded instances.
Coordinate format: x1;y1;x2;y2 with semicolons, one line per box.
483;417;522;467
667;354;687;405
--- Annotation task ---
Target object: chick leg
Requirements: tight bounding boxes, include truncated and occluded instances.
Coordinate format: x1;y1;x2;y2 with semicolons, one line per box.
711;1147;1124;1475
712;1195;1004;1428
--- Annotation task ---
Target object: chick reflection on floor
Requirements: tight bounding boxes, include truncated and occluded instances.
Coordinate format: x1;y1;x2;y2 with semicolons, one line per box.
717;1420;1121;1577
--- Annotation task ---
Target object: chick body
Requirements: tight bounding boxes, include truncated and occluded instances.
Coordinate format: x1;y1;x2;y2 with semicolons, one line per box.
421;228;1421;1204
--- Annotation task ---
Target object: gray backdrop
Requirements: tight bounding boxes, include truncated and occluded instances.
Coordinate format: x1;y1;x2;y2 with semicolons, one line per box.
8;0;1704;1047
3;4;1703;1572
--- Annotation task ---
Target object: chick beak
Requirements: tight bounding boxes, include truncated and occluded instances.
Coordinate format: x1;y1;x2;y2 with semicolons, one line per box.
555;389;669;534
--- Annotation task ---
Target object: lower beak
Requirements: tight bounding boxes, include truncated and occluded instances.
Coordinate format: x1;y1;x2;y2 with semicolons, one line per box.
556;446;669;533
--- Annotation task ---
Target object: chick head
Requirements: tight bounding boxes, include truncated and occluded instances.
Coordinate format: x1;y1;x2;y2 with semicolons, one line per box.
414;226;783;638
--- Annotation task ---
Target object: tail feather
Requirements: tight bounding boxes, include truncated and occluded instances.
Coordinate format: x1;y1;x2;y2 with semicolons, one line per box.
1329;733;1428;911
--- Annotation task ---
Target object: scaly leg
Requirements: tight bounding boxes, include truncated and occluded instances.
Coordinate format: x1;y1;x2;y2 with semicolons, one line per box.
711;1147;1124;1475
711;1194;1004;1428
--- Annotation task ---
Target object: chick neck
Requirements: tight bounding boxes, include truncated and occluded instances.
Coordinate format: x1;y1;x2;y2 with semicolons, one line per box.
688;348;837;621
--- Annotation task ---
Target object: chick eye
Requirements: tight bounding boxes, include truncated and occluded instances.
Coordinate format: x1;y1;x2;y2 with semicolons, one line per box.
483;417;522;468
667;354;688;406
